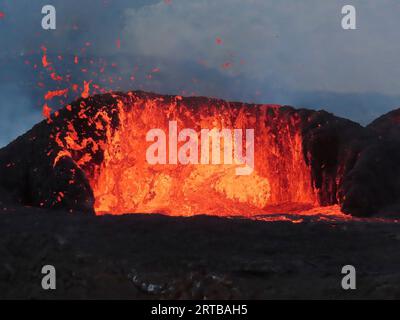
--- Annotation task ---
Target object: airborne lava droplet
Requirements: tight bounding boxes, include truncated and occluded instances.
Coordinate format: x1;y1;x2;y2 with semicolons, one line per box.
222;62;232;69
44;89;69;100
81;81;91;99
41;47;51;68
42;104;52;122
50;73;63;81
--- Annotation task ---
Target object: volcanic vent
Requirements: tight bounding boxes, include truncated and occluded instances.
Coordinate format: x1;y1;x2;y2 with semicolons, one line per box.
1;91;399;217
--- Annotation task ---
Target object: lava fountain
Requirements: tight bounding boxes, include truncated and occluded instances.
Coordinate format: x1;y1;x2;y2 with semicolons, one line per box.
3;90;392;217
52;91;317;216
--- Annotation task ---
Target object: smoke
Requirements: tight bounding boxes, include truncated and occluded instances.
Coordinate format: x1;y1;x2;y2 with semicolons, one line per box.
121;0;400;94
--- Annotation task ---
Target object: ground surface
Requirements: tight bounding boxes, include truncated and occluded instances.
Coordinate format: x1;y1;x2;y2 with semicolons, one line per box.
1;206;400;300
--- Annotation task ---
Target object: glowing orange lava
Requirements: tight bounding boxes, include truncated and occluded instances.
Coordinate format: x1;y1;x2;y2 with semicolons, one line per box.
54;93;319;216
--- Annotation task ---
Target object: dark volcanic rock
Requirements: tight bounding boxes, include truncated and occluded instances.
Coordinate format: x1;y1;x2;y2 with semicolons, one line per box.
0;91;399;216
2;209;400;299
361;108;400;216
368;108;400;139
0;122;95;213
301;107;400;216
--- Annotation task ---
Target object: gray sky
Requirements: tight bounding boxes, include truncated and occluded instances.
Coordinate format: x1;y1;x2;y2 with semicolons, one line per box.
1;0;400;146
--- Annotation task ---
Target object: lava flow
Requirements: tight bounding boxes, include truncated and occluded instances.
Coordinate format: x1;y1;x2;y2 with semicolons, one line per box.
51;92;317;216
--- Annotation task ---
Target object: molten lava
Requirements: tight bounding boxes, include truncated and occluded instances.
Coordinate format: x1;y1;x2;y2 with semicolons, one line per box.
53;92;317;216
